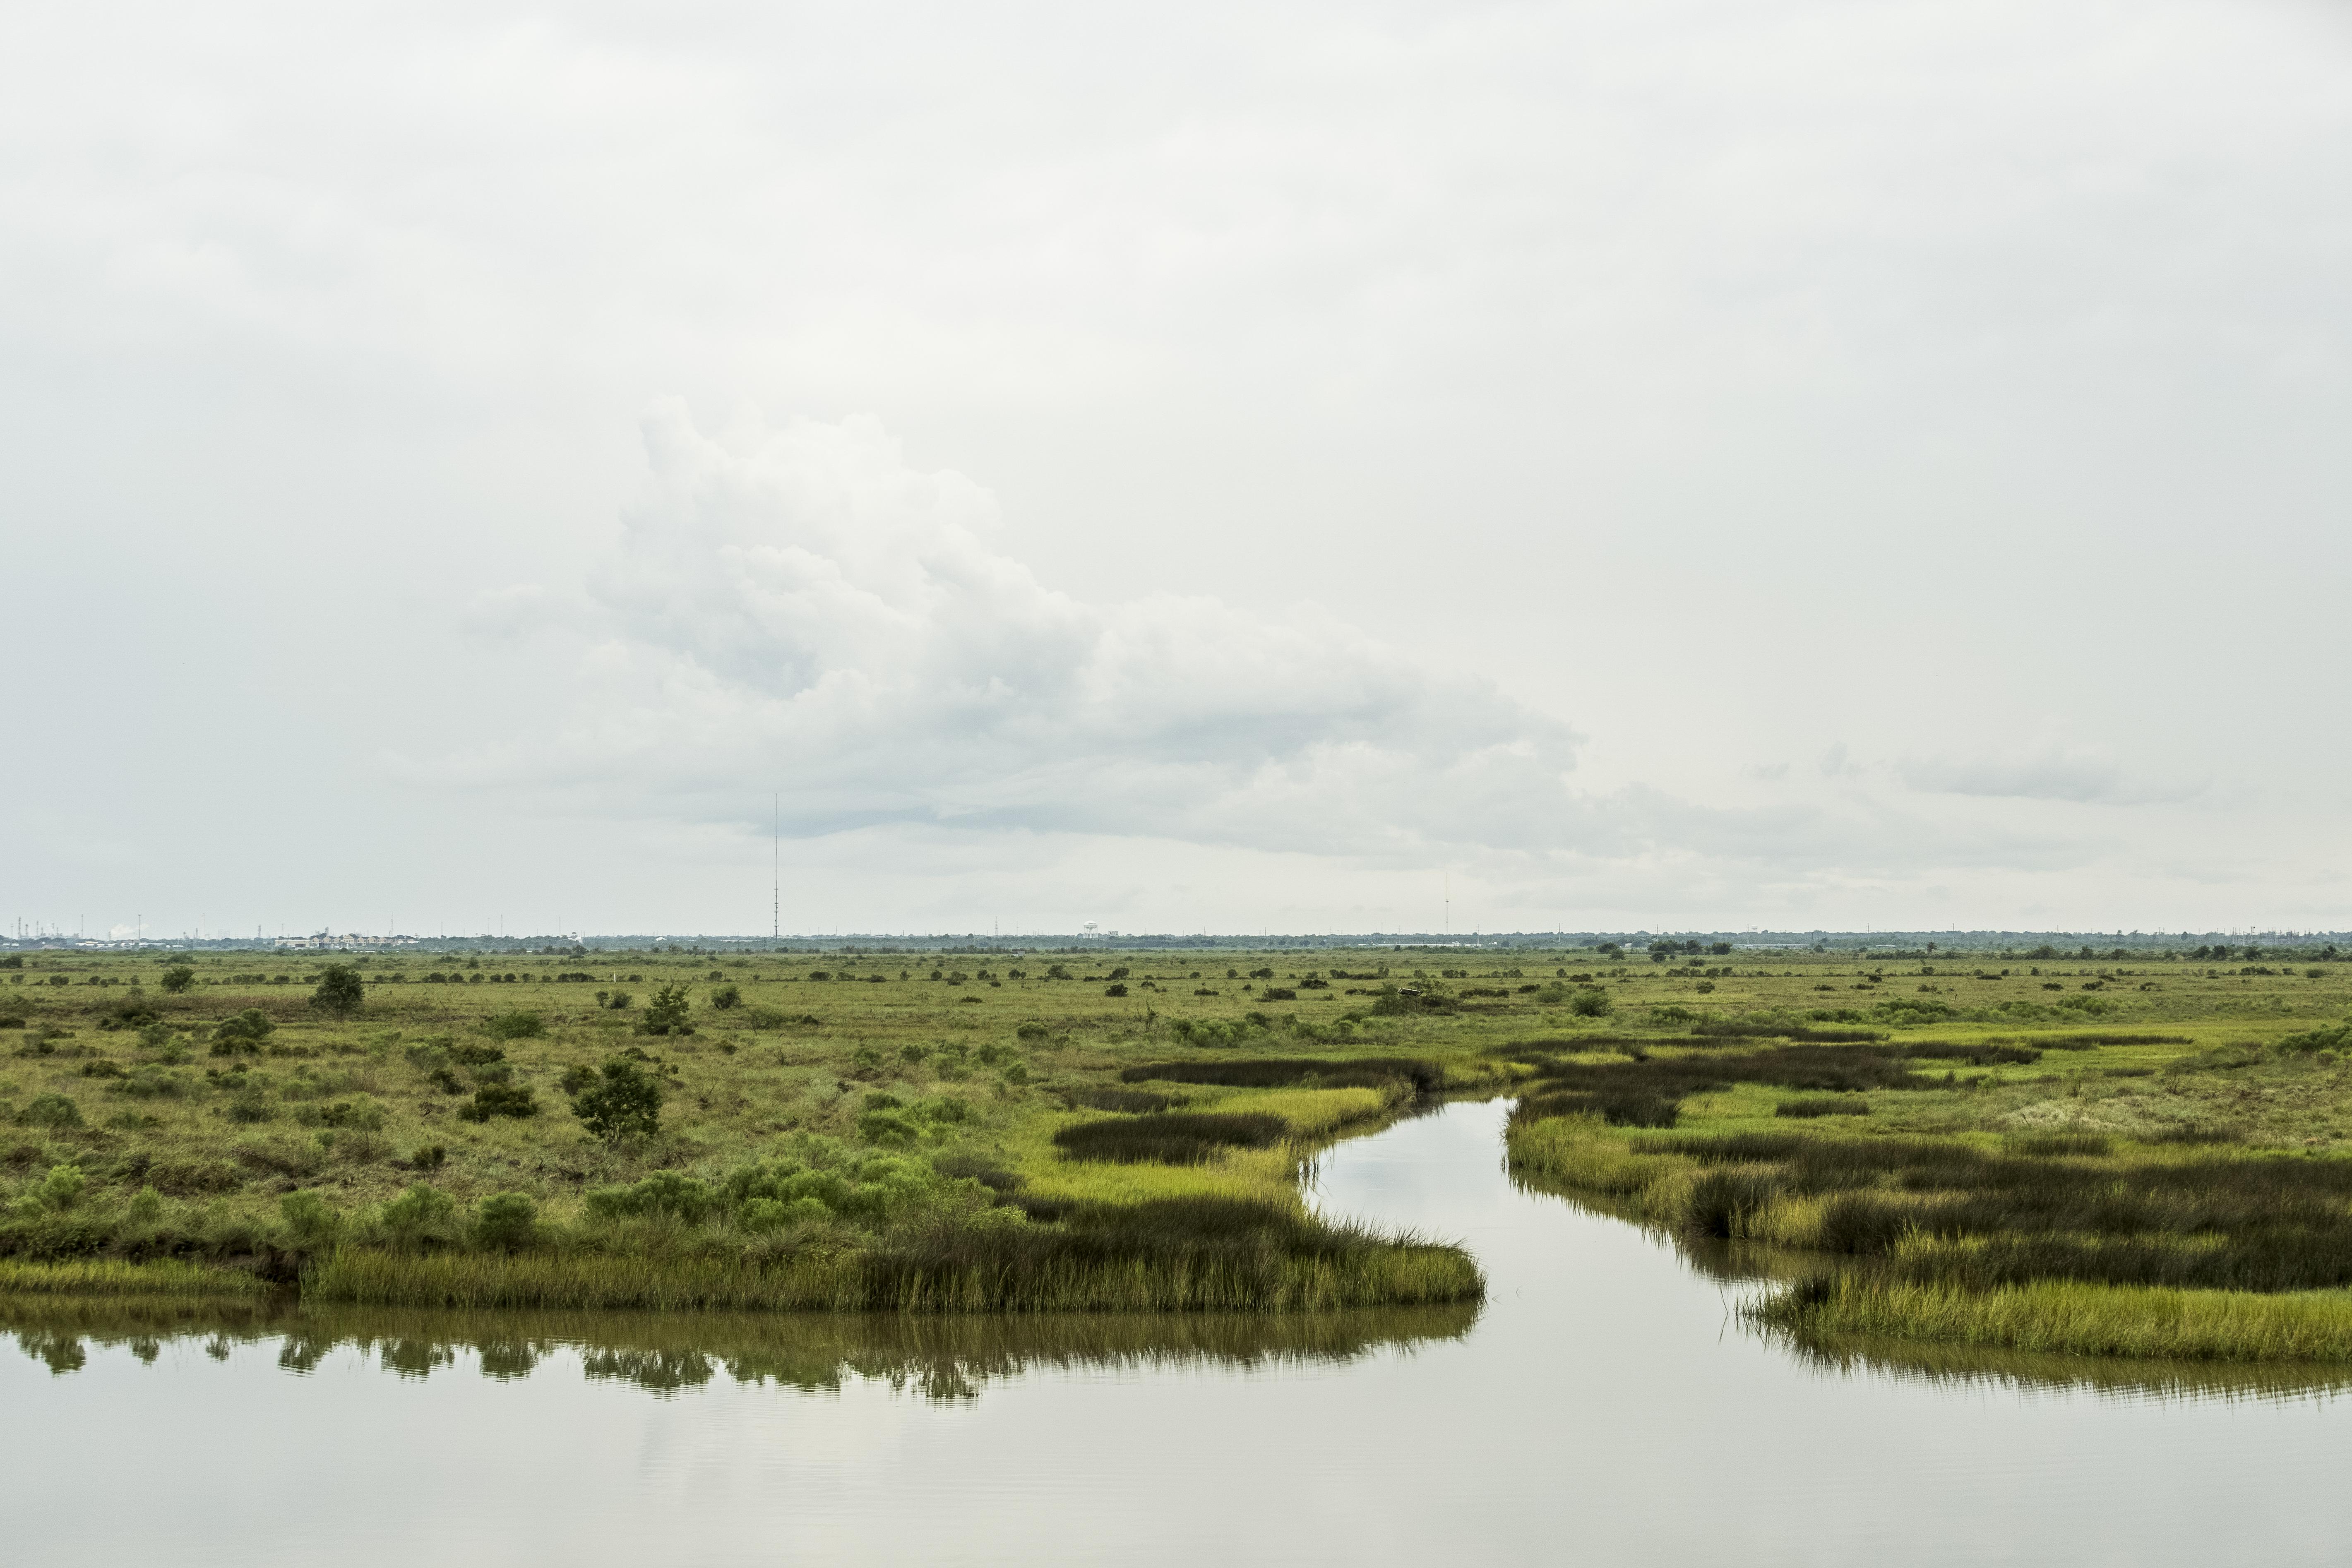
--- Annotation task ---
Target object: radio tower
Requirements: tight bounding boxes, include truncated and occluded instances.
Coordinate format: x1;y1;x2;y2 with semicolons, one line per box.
771;792;780;941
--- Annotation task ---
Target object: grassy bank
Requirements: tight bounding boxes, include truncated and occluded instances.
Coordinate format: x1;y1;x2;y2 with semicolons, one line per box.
1751;1274;2352;1362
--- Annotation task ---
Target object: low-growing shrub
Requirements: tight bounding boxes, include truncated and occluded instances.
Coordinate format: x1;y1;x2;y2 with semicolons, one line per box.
19;1093;82;1129
482;1011;545;1040
380;1183;461;1247
459;1084;541;1122
209;1009;276;1055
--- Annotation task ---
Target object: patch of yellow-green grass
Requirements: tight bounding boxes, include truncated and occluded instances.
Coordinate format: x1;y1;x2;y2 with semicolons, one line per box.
0;1258;266;1299
1187;1085;1397;1139
1753;1274;2352;1362
1002;1115;1303;1208
1504;1113;1694;1211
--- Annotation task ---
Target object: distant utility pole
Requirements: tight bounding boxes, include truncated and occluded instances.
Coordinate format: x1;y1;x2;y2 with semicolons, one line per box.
772;792;780;941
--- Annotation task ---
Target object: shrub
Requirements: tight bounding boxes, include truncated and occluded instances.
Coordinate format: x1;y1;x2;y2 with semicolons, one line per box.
279;1190;342;1249
637;984;692;1036
570;1055;665;1141
585;1169;721;1224
482;1011;545;1040
159;965;196;994
858;1109;923;1146
34;1162;86;1210
211;1009;276;1055
473;1192;538;1250
315;1096;388;1131
310;964;365;1021
98;998;161;1030
1105;983;1129;998
709;985;742;1010
379;1183;460;1246
410;1143;448;1171
18;1093;82;1129
459;1084;541;1122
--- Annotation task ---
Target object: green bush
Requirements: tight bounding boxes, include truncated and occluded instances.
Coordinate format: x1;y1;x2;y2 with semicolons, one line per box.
33;1163;86;1210
709;985;741;1010
310;964;365;1021
316;1096;388;1131
459;1084;541;1122
858;1109;923;1146
19;1093;82;1129
1567;987;1614;1018
637;984;693;1036
585;1169;720;1224
159;965;197;994
482;1011;545;1040
473;1192;538;1249
380;1184;460;1247
570;1054;665;1141
280;1189;343;1249
211;1009;276;1055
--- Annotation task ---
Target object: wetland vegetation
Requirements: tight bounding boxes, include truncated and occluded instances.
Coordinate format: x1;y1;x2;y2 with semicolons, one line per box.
5;936;2350;1357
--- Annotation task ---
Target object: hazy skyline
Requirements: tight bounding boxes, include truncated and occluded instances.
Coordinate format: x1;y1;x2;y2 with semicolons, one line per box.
7;0;2349;939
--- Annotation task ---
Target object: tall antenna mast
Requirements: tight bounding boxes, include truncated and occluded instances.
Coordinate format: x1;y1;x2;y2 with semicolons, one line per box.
771;792;780;941
1444;871;1450;938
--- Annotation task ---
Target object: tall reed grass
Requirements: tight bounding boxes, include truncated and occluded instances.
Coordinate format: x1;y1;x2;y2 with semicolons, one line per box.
0;1258;265;1298
308;1233;1481;1313
1752;1274;2352;1362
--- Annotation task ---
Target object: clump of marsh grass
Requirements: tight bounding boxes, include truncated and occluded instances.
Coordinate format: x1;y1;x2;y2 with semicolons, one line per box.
1775;1097;1872;1118
1054;1112;1290;1165
1750;1274;2352;1363
306;1195;1484;1314
1120;1058;1443;1094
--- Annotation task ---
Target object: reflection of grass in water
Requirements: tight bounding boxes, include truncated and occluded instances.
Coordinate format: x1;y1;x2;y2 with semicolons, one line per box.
1762;1322;2352;1407
0;1294;1479;1400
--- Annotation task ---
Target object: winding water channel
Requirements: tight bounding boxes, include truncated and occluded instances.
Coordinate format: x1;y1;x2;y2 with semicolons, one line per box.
10;1098;2352;1564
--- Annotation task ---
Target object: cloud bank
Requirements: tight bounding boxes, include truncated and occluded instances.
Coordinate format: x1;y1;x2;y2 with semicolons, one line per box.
452;401;1587;861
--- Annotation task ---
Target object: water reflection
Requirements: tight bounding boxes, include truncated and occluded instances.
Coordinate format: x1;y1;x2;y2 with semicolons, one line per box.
0;1294;1479;1402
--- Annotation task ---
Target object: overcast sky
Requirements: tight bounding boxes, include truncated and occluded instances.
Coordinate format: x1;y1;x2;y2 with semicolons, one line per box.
6;0;2349;940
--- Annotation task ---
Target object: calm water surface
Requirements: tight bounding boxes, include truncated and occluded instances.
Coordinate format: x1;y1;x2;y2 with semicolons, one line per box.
8;1098;2352;1565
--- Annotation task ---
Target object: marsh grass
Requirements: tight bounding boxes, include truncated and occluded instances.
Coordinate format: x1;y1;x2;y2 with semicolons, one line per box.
1053;1112;1290;1165
1120;1057;1442;1093
1513;1117;2352;1294
310;1198;1482;1313
0;1258;266;1298
1752;1274;2352;1363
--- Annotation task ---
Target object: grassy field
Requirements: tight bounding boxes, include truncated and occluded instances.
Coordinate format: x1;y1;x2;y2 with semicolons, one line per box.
3;938;2347;1335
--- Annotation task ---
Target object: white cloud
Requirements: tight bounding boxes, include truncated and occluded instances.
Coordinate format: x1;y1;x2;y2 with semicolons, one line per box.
444;401;1587;860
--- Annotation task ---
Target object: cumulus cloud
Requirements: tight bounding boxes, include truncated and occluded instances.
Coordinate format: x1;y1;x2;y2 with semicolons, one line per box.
445;401;1588;857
